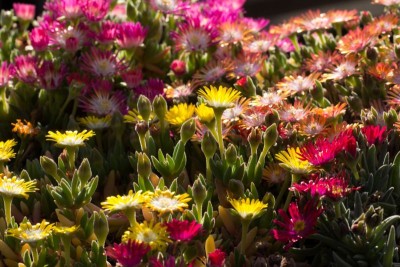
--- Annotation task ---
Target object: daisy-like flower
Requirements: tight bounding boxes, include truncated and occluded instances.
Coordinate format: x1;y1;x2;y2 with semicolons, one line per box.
299;138;338;166
78;115;112;130
123;109;154;124
243;32;277;54
122;221;171;250
238;106;269;133
297;115;329;136
293;10;331;32
275;147;313;175
106;240;150;267
271;200;323;249
0;139;17;162
253;90;287;108
312;103;347;119
116;22;147;49
7;220;54;244
81;47;125;77
387;85;400;107
80;89;126;116
228;197;268;221
191;60;231;89
14;55;37;84
171;17;218;53
0;174;36;199
80;0;110;22
217;21;251;46
49;24;88;53
121;68;143;89
0;62;12;88
13;3;35;21
145;189;191;215
149;0;189;14
337;28;376;55
269;19;301;38
101;190;145;213
30;27;50;52
361;125;387;146
303;50;338;73
97;20;118;44
165;103;195;127
223;97;251;123
164;82;193;100
208;249;226;267
278;101;310;123
322;55;357;81
53;224;79;235
263;163;288;185
12;119;39;137
164;219;202;242
365;14;399;36
196;104;215;124
134;78;164;101
326;9;359;25
372;0;400;5
368;62;392;81
56;0;83;19
276;73;320;96
198;85;241;110
231;53;264;78
46;130;95;147
37;60;67;90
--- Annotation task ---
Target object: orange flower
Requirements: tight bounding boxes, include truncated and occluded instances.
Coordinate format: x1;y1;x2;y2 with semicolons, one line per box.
292;10;331;32
11;119;39;137
337;28;376;55
298;115;329;137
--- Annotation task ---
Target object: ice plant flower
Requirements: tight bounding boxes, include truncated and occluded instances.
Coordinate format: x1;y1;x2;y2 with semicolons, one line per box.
97;20;118;44
13;3;35;21
8;220;54;243
145;189;191;215
101;190;145;226
134;78;164;101
271;200;323;249
116;22;147;49
14;55;37;84
78;115;112;130
12;119;39;137
299;138;338;166
337;28;376;55
275;147;313;175
122;221;171;250
46;130;95;148
0;62;11;88
263;163;288;185
80;0;110;22
208;249;226;267
0;139;17;163
29;27;50;52
80;88;127;116
361;125;387;146
37;61;67;90
81;47;125;77
165;103;195;127
106;240;150;267
122;69;143;89
198;85;241;111
164;219;202;242
191;60;231;89
196;104;215;124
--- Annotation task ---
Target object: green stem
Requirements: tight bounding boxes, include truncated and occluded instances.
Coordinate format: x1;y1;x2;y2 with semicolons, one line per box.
283;173;299;211
66;147;77;172
124;209;137;227
205;157;212;183
240;220;250;255
31;245;39;265
289;34;300;52
56;96;72;122
2;196;13;226
138;132;148;154
61;236;72;267
275;176;291;209
334;201;342;218
0;87;9;115
0;161;5;174
214;110;225;160
196;203;203;223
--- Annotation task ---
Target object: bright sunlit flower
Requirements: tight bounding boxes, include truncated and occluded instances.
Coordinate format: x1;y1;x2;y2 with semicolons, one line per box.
198;85;241;110
46;130;95;147
0;174;36;199
228;197;268;221
275;147;313;174
196;104;215;124
337;28;376;55
7;220;54;244
106;240;150;267
0;139;17;162
81;47;125;77
146;189;191;215
165;103;195;127
53;224;79;235
12;119;39;137
101;190;145;213
164;219;202;242
122;221;171;250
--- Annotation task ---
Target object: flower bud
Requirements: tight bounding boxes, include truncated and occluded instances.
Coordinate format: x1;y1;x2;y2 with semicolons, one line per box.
265;110;280;126
365;206;383;229
366;47;378;62
360;11;373;25
0;10;13;28
180;118;196;144
152;95;167;120
346;95;363;113
263;123;278;150
208;249;226;267
225;144;237;165
93;211;109;247
135;121;149;135
137;95;152;121
228;179;244;199
137;152;151;178
192;178;207;205
248;128;262;153
170;59;186;76
202;132;217;159
40;156;60;182
384;108;398;129
311;80;324;102
78;158;92;185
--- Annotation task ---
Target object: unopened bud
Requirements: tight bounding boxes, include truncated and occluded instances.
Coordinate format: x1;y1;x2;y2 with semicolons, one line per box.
360;11;373;25
135;121;149;135
180;118;196;144
78;158;92;185
346;95;363;113
384;108;398;129
137;95;152;121
153;95;168;120
311;80;324;102
137;152;151;178
192;178;207;205
248;128;262;153
40;156;60;182
265;110;280;126
263;123;278;150
202;132;217;159
225;144;237;165
93;211;109;247
170;59;186;76
366;47;378;62
228;179;244;199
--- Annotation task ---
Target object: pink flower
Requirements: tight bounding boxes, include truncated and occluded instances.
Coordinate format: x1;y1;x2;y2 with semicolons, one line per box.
333;129;357;157
13;3;35;20
67;73;91;95
361;125;387;146
106;240;150;267
170;60;186;76
134;78;164;101
30;27;49;52
164;219;202;242
14;55;37;84
271;200;323;249
121;69;143;89
97;21;118;44
0;62;12;87
59;0;83;19
299;138;339;166
81;47;125;77
149;0;189;15
116;22;147;49
80;85;127;116
277;38;296;53
80;0;110;22
37;61;67;90
49;23;89;53
208;249;226;267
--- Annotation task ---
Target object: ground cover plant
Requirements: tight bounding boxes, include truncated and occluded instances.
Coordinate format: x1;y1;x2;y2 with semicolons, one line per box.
1;0;400;266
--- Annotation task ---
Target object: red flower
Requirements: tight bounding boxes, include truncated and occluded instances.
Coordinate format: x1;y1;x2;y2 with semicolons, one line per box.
208;249;226;267
271;200;323;249
361;125;387;146
164;219;202;242
333;129;357;157
106;240;150;267
299;138;338;166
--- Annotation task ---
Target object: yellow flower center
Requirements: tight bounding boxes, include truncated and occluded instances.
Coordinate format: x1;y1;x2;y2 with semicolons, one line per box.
137;229;158;243
294;220;306;233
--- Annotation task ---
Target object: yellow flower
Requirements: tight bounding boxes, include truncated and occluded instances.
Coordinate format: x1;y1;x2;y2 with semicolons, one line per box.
228;198;268;221
101;190;145;213
198;85;241;110
122;220;171;250
11;119;39;137
196;104;215;124
165;103;195;127
46;130;95;147
123;109;154;124
275;147;313;174
7;220;54;244
146;189;191;215
0;175;36;199
78;115;112;130
0;139;17;162
53;224;79;236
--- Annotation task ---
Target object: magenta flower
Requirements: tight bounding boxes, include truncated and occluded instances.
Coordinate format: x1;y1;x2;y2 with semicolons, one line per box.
49;23;89;53
361;125;387;146
80;87;127;116
277;38;296;53
13;3;35;20
149;0;189;15
149;256;177;267
81;47;125;77
0;62;12;87
80;0;110;22
271;200;323;249
59;0;83;19
121;69;143;89
30;27;50;52
116;22;147;49
134;78;164;101
14;55;37;84
208;249;226;267
299;138;339;166
170;60;186;76
164;219;202;242
333;129;357;157
97;21;118;45
106;240;150;267
37;61;67;90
